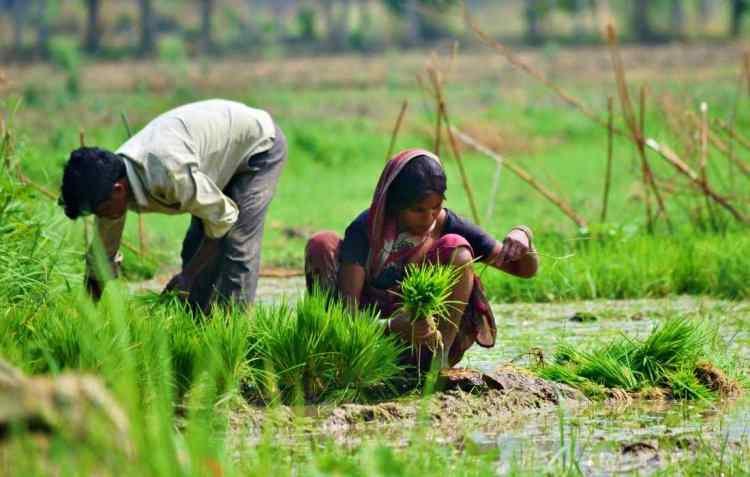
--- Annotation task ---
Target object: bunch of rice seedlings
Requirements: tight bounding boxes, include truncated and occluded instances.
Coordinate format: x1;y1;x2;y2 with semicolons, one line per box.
537;317;735;400
396;262;462;324
629;317;708;384
248;288;405;404
394;262;463;372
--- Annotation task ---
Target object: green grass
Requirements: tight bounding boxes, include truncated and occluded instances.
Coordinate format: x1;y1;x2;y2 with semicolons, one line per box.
538;316;741;400
7;68;750;302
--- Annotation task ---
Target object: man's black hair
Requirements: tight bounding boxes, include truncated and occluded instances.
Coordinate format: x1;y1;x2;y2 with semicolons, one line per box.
60;147;126;219
386;155;447;215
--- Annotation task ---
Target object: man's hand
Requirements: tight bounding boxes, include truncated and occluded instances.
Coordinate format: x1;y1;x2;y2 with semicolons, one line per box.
497;228;531;265
163;272;192;298
84;273;104;301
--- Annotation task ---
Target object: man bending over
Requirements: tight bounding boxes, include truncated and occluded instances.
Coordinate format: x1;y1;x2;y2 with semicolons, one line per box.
59;99;287;311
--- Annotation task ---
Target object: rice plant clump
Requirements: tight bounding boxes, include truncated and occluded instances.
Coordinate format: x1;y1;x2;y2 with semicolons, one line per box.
537;317;741;400
397;262;461;323
248;289;406;404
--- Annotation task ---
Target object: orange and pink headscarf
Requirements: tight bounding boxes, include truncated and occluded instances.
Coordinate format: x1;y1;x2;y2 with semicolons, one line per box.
365;148;442;281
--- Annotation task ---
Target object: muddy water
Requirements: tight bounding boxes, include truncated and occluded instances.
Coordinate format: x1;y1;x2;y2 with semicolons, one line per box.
463;297;750;475
249;278;750;474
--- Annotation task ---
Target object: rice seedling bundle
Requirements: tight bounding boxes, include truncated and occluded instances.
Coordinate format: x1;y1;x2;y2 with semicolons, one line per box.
537;317;740;400
394;262;463;371
397;262;461;325
248;289;405;404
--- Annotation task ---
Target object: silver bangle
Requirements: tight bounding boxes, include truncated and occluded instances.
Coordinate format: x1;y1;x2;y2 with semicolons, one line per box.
511;225;533;246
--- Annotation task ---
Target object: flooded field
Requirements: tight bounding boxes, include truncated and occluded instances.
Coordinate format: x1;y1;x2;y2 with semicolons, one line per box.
237;277;750;475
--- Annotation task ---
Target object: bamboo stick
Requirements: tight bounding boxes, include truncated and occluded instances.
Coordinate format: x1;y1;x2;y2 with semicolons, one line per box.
466;10;710;220
385;100;409;162
638;85;654;232
690;115;750;177
453;127;588;229
744;51;750;96
715;118;750;154
700;102;708;184
433;92;443;155
464;6;612;131
646;139;747;223
700;102;718;230
120;111;147;257
426;66;482;225
600;97;614;223
484;161;503;225
607;26;671;232
79;130;89;249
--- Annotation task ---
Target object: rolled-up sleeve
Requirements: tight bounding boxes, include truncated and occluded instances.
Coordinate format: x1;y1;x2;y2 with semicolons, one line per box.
186;169;239;238
158;165;238;239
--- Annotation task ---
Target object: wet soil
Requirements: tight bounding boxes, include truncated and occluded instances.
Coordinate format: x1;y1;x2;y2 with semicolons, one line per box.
136;274;750;474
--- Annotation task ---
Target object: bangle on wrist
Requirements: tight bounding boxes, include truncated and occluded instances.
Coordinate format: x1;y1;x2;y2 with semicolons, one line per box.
511;225;533;246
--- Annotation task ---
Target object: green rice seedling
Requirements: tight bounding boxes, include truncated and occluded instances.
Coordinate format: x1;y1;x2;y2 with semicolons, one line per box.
397;262;462;324
536;362;586;387
577;349;639;390
394;262;464;372
552;342;586;365
538;317;735;400
668;366;714;402
630;317;710;384
249;288;405;404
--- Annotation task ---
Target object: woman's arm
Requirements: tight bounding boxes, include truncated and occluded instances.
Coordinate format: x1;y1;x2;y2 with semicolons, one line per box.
338;262;366;309
484;226;538;278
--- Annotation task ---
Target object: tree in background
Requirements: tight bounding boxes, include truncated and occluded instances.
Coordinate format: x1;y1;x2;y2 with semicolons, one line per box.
83;0;101;53
731;0;748;37
139;0;155;56
10;0;29;56
383;0;457;46
670;0;685;37
35;0;50;59
525;0;544;45
200;0;215;53
320;0;349;50
631;0;655;42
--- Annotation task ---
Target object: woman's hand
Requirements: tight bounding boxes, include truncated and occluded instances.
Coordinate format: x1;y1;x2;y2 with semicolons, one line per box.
497;228;531;265
388;313;441;348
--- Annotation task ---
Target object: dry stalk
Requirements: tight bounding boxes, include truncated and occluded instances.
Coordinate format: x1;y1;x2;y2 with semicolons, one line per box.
744;51;750;96
600;97;614;223
715;118;750;154
386;100;409;162
79;130;89;249
453;127;588;229
662;94;750;177
646;139;747;223
700;102;708;183
683;112;750;177
464;5;612;130
700;102;719;229
484;161;503;225
607;25;671;233
425;64;482;225
120;111;147;257
638;85;655;231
